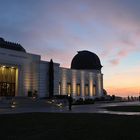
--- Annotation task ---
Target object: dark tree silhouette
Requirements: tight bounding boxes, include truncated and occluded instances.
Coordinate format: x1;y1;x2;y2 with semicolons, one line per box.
49;59;54;98
111;95;115;100
103;89;107;95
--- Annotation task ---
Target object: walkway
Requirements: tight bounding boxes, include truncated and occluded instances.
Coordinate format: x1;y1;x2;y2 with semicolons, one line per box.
0;98;140;115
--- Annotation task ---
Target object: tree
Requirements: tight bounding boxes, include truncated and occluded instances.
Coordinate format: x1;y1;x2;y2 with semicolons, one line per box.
103;89;107;96
49;59;54;98
111;95;115;100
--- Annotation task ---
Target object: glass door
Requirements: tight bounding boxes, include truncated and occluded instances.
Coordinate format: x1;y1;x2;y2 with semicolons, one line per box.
0;66;16;96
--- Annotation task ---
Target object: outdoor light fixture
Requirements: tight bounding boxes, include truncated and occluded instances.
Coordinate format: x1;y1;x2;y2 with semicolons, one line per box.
47;100;52;104
57;103;63;107
11;105;16;108
51;99;55;103
12;101;16;105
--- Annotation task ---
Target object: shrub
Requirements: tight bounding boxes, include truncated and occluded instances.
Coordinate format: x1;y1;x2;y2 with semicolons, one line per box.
111;95;115;100
28;91;32;97
33;90;38;98
84;98;95;104
73;98;94;105
54;95;68;99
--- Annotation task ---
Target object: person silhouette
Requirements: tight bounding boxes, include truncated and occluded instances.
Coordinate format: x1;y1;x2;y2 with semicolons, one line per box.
68;94;73;111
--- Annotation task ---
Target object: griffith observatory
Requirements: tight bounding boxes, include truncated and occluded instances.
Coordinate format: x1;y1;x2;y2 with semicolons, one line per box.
0;38;104;99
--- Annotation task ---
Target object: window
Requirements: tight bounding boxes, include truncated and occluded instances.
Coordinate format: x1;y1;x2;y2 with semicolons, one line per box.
67;83;71;96
76;84;81;96
59;82;61;95
85;84;89;96
93;85;96;96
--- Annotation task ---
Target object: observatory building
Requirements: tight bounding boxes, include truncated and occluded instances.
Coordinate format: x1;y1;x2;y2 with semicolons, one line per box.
0;38;103;99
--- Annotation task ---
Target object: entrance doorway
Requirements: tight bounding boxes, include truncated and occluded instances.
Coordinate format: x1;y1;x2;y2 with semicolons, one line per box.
0;66;16;96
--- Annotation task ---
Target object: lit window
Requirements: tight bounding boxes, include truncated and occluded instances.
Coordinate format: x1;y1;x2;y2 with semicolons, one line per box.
0;66;16;96
85;84;89;96
67;83;71;96
76;84;81;96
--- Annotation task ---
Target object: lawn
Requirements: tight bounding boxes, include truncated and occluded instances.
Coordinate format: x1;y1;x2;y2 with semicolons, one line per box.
0;113;140;140
105;105;140;112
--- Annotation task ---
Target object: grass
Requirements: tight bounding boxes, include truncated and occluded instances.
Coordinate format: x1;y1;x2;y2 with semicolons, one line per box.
105;105;140;112
0;113;140;140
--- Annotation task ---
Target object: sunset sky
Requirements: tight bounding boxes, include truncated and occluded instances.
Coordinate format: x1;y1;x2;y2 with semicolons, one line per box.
0;0;140;97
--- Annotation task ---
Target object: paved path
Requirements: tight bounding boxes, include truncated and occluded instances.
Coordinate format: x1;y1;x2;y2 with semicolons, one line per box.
0;99;140;115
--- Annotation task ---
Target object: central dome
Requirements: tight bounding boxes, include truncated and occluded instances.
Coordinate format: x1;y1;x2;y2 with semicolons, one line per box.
71;50;102;70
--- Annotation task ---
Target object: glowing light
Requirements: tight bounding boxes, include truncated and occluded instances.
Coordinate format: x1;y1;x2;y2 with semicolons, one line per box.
72;70;76;96
57;103;63;107
12;101;16;105
85;84;89;96
11;105;16;108
89;73;93;97
47;101;52;104
81;71;85;97
67;83;71;96
76;84;81;96
61;69;67;95
51;99;55;103
32;96;36;100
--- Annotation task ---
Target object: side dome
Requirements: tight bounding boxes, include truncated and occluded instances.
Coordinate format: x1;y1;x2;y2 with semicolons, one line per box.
71;50;102;70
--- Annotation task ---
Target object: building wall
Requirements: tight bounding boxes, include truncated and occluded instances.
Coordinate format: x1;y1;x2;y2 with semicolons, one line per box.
39;61;49;97
0;47;103;99
53;63;60;95
38;61;60;97
59;67;103;99
0;48;40;96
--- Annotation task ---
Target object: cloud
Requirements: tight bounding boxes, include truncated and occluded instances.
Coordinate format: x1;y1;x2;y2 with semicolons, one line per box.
109;59;119;66
0;0;140;68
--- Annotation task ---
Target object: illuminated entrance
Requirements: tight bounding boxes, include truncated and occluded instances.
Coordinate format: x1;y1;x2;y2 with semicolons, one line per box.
0;66;17;96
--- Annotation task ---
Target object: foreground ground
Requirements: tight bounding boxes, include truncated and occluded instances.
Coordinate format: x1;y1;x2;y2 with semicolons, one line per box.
0;113;140;140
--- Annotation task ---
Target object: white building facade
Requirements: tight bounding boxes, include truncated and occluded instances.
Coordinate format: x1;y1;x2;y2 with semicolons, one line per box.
0;38;103;99
59;68;103;99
